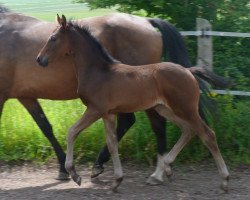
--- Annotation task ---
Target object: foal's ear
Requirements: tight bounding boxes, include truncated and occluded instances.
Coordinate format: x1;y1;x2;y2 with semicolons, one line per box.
56;14;61;25
61;14;67;29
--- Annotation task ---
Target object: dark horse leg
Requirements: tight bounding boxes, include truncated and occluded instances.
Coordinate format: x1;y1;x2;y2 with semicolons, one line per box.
91;110;167;180
0;97;5;113
0;96;6;122
18;98;69;180
145;109;168;185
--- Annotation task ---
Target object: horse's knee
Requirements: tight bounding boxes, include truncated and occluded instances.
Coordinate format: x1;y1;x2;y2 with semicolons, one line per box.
67;127;78;141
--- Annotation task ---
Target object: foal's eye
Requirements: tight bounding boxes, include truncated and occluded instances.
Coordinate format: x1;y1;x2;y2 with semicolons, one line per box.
50;36;56;42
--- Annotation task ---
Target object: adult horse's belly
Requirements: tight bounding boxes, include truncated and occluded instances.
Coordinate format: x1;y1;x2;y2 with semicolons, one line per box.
9;57;79;100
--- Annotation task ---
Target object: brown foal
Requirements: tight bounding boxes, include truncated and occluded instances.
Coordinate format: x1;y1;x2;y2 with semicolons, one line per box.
37;15;229;192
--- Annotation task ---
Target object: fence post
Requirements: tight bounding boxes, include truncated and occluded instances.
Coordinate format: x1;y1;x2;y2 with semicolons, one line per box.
196;18;213;71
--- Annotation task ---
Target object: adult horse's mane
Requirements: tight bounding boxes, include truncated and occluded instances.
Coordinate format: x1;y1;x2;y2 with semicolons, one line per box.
0;5;10;13
69;22;117;65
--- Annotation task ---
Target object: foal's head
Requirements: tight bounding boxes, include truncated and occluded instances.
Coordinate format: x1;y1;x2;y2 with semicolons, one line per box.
37;14;116;68
37;14;72;67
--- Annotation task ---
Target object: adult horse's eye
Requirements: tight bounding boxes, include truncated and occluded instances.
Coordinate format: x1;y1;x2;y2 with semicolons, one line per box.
50;35;56;42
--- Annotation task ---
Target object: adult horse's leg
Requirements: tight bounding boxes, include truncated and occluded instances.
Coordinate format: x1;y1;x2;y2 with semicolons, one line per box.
18;98;69;180
0;96;7;124
145;109;167;185
91;113;135;178
103;114;123;192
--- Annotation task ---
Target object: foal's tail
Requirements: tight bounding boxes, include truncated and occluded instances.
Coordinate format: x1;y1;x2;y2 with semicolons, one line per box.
189;66;232;120
147;18;192;68
189;67;232;89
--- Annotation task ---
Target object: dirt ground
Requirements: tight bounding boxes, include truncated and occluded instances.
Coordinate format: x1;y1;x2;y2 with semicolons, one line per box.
0;162;249;200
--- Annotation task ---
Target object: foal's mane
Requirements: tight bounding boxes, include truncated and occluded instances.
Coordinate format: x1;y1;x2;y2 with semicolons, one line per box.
68;22;117;65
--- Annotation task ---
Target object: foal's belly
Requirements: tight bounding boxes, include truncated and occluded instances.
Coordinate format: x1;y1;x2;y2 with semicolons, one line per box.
108;86;163;114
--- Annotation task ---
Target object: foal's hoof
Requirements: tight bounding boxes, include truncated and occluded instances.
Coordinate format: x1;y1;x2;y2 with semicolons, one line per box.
91;164;104;178
146;176;163;185
56;172;70;181
166;172;173;182
220;178;229;193
72;175;82;186
112;177;123;192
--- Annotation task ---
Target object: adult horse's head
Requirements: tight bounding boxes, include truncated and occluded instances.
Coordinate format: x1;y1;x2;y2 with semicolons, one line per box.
37;14;71;67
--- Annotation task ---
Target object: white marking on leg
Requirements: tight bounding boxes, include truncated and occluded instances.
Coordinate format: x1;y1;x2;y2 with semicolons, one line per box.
154;104;193;177
149;154;165;182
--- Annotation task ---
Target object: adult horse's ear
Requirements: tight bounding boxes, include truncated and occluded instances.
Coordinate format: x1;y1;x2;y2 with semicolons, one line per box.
61;14;67;29
56;14;61;25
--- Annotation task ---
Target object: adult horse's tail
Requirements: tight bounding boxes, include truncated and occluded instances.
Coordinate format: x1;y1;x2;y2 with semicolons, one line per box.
148;18;192;67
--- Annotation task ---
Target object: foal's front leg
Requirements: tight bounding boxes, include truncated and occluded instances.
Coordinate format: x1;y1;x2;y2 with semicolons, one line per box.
65;108;101;186
103;114;123;192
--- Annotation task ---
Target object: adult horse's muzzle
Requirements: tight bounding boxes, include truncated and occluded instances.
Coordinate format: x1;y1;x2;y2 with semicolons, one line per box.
36;55;48;67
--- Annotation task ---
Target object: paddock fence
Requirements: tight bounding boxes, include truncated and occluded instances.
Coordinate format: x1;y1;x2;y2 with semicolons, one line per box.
180;18;250;97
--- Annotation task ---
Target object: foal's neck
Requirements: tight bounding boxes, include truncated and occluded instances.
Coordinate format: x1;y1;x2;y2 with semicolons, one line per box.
68;29;112;74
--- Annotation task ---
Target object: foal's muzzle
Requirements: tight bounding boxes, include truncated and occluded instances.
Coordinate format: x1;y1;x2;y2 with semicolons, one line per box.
36;56;48;67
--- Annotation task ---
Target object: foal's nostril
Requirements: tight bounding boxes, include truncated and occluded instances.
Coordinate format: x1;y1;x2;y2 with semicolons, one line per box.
36;56;41;64
36;56;48;67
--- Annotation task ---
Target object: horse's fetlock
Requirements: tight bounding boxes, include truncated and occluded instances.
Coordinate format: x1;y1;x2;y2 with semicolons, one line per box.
65;162;73;173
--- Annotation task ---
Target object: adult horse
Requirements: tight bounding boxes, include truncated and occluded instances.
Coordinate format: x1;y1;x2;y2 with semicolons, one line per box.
1;5;195;183
36;15;230;192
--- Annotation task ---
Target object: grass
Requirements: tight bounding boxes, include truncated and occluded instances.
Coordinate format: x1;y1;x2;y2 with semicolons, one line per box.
1;97;250;165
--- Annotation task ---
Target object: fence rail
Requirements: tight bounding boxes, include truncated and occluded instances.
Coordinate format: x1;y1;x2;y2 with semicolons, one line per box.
180;31;250;37
212;90;250;96
180;19;250;97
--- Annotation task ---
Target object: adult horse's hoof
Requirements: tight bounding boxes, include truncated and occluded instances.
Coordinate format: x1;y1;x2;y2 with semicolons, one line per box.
56;172;70;181
91;164;104;178
112;177;123;192
72;175;82;186
146;176;163;185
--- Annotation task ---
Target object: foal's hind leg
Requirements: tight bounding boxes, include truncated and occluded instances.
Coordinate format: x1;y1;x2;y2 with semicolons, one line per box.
192;119;229;192
103;114;123;192
150;105;193;181
19;98;68;180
